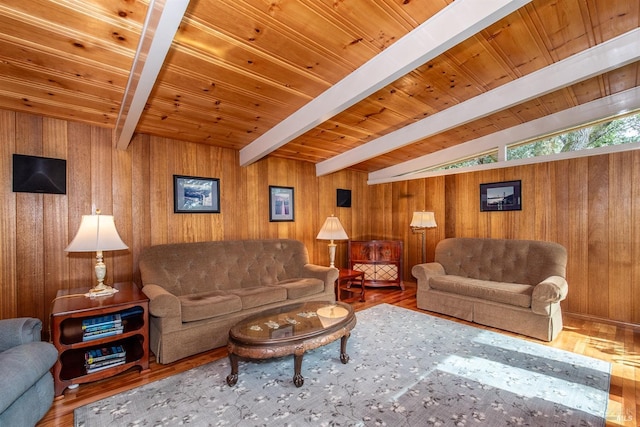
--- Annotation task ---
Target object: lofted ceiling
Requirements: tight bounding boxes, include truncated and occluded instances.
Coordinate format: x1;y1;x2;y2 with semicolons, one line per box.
1;0;639;183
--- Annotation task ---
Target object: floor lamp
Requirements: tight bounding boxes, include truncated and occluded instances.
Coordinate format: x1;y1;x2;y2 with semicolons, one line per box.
410;211;437;264
317;215;348;268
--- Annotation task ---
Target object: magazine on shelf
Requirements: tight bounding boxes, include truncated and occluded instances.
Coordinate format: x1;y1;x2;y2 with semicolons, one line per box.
83;321;123;334
82;326;124;341
86;359;126;374
85;355;126;369
84;324;124;335
85;345;126;364
82;314;122;330
81;307;143;333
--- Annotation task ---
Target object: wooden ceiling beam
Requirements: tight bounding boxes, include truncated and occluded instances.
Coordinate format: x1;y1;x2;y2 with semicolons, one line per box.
367;87;640;184
113;0;190;150
238;0;532;167
318;28;640;177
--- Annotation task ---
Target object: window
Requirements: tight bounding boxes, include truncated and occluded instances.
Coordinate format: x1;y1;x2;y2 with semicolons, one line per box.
507;112;640;161
423;150;498;173
420;111;639;174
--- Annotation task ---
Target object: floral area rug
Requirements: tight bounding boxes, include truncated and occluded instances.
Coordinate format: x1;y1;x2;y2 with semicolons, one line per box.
75;304;610;426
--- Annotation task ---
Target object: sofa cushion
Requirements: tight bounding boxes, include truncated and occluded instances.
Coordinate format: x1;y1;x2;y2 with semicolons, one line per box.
430;275;533;308
274;278;325;299
179;291;243;322
435;238;567;285
139;239;311;295
229;286;288;309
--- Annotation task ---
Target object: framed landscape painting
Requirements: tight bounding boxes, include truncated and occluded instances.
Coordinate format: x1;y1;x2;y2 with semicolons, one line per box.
480;180;521;211
269;186;294;222
174;175;220;213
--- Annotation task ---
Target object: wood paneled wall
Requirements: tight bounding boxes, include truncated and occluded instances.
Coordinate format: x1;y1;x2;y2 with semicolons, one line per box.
434;157;640;325
1;109;638;334
0;110;369;330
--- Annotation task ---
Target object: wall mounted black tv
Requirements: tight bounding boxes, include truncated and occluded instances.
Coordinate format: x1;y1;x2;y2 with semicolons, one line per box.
337;188;352;207
12;154;67;194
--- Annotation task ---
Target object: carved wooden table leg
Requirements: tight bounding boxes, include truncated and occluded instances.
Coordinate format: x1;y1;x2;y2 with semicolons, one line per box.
226;352;239;386
293;346;305;387
340;330;350;364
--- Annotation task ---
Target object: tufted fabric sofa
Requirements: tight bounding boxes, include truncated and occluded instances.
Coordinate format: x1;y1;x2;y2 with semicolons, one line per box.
412;237;568;341
139;239;338;363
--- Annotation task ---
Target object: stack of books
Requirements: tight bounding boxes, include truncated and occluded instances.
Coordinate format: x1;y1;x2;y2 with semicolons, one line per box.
85;345;126;373
81;314;124;341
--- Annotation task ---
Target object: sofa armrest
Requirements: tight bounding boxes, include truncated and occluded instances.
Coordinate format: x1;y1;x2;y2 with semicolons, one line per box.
0;341;57;414
411;263;446;290
531;276;568;315
142;284;182;318
0;318;43;353
303;264;339;292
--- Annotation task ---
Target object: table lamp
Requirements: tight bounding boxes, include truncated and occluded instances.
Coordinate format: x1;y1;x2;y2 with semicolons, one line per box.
65;210;128;297
316;215;348;268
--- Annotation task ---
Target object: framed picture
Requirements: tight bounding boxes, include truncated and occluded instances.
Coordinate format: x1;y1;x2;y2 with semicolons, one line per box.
269;186;294;222
173;175;220;213
480;180;521;211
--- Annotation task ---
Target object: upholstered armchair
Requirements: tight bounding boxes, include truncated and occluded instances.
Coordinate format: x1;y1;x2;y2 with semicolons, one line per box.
0;317;57;426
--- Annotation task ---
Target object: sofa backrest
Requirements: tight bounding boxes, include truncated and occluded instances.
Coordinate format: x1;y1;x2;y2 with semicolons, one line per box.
139;239;310;296
435;238;567;285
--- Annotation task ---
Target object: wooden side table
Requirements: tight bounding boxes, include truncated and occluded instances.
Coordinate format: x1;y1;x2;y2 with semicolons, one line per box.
50;282;150;397
336;269;366;302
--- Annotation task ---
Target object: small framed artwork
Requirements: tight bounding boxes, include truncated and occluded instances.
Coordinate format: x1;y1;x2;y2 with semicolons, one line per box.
480;180;522;211
174;175;220;213
269;186;294;222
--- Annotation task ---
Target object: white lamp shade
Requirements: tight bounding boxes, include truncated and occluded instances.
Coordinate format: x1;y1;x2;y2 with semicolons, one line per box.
316;216;349;240
65;214;128;252
410;211;437;228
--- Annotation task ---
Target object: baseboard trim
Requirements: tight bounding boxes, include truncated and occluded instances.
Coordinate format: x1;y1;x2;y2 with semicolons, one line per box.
563;311;640;331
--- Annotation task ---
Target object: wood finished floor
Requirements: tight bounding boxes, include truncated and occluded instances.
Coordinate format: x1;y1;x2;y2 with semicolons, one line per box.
38;285;639;427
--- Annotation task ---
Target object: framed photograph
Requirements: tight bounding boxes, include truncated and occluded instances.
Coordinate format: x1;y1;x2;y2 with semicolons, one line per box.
480;180;521;211
173;175;220;213
269;186;294;222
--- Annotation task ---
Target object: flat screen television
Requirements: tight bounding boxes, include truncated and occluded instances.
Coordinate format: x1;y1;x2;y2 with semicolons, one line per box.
12;154;67;194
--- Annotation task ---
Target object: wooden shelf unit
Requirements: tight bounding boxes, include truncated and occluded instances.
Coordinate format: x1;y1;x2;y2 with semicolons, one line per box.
348;240;404;290
50;282;150;397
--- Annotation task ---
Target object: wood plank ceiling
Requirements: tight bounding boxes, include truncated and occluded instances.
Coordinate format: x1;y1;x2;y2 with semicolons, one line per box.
0;0;638;181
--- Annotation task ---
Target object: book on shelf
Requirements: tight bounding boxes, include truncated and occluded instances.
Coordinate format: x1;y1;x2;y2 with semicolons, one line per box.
86;358;126;374
82;314;122;330
85;345;126;364
82;325;124;341
85;354;126;369
83;323;124;334
120;306;144;319
83;321;122;333
81;307;144;334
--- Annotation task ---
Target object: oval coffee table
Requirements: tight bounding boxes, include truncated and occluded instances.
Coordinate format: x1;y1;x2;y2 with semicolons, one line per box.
226;301;356;387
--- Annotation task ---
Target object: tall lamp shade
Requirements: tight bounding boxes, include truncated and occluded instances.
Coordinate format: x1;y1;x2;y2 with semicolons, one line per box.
410;211;437;264
316;215;348;268
65;210;128;297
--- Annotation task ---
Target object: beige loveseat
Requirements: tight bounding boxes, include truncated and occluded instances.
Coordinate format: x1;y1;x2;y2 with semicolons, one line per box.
412;238;568;341
139;239;338;363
